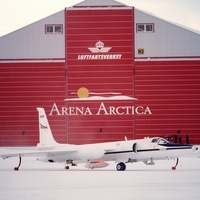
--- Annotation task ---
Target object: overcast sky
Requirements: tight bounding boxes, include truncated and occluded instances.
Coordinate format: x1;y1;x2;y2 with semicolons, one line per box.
0;0;200;37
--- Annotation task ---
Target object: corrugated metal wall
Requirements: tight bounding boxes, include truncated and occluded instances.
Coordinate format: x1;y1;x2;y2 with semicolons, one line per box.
65;8;135;144
0;4;200;146
0;62;66;146
135;60;200;144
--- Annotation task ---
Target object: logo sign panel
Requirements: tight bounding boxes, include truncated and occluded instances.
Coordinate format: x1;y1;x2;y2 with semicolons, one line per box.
77;41;122;60
49;87;152;116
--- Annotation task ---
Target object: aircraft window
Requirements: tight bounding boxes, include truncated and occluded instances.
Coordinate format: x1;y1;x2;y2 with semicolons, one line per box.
151;138;159;143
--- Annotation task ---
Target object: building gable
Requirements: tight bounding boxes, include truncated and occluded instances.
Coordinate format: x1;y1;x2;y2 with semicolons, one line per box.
135;9;200;58
0;11;65;60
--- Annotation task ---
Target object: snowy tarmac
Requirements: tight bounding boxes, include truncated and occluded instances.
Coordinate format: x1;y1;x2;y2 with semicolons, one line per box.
0;157;200;200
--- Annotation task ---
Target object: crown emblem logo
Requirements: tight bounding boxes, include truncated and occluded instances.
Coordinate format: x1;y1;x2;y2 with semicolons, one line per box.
95;41;104;51
88;41;112;53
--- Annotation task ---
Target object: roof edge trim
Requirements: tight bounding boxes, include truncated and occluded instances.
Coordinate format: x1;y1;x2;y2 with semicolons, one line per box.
72;0;129;8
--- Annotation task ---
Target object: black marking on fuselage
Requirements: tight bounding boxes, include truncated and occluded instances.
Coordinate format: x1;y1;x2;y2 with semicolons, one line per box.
105;150;133;155
159;143;192;148
105;145;192;155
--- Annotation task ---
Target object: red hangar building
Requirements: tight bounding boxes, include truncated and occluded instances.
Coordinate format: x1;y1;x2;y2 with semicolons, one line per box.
0;0;200;146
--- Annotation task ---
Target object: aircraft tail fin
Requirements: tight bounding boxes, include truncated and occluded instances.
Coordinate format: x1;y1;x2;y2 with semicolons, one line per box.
37;107;58;147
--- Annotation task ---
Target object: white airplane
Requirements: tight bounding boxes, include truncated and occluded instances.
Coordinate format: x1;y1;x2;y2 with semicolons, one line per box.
0;108;198;171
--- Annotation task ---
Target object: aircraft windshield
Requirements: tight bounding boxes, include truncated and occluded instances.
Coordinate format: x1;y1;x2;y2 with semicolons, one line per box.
158;138;169;144
151;137;169;144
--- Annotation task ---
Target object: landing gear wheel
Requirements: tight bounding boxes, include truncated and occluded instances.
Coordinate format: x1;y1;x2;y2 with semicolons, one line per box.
116;162;126;171
65;166;70;170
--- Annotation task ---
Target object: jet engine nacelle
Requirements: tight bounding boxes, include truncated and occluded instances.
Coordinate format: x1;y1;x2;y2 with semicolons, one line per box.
85;161;109;169
37;156;53;162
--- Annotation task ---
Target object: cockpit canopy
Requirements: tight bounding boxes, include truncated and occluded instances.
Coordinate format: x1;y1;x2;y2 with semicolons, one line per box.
151;137;169;144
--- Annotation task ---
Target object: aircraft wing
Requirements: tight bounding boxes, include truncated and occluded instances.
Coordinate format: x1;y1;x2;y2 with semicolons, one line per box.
0;147;77;159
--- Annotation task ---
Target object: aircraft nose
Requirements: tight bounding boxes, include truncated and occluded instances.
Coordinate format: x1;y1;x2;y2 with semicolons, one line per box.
192;145;199;153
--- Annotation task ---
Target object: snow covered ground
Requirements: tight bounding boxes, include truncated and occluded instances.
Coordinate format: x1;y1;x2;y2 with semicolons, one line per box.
0;156;200;200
